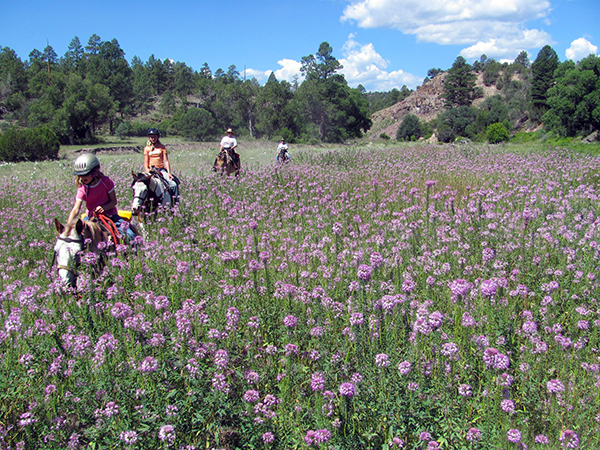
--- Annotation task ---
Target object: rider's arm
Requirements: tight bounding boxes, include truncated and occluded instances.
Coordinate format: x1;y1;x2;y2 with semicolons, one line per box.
163;150;174;179
95;190;117;215
67;199;83;224
144;151;150;173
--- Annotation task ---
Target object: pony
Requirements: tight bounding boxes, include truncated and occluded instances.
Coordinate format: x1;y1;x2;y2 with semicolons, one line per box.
131;170;174;218
213;148;240;176
53;217;110;288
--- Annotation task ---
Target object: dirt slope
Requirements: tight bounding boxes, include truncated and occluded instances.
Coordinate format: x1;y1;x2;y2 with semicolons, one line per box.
367;73;502;140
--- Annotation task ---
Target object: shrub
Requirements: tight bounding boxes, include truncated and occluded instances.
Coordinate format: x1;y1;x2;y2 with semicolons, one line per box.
115;122;132;139
130;121;163;138
487;122;510;144
0;126;60;162
396;114;422;141
437;124;456;143
275;127;295;144
175;108;217;141
379;133;390;140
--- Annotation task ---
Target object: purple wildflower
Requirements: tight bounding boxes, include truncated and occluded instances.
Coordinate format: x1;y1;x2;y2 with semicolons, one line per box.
547;378;565;394
244;390;260;403
262;432;275;443
466;427;482;441
559;429;579;448
507;429;521;443
397;361;412;375
283;315;298;327
357;264;373;282
158;424;175;445
339;382;356;397
375;353;390;367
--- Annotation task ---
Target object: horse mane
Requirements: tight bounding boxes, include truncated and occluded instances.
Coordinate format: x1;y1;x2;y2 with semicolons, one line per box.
132;172;151;185
83;219;108;247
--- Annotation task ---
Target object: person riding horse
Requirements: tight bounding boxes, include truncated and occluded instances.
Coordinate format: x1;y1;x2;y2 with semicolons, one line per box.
214;128;241;172
67;153;136;243
144;128;180;202
276;138;290;163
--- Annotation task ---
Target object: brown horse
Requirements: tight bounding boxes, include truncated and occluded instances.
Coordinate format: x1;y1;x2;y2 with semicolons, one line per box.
213;148;241;176
53;217;114;288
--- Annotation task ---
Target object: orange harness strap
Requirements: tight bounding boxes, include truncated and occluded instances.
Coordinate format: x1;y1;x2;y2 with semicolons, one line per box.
95;213;121;249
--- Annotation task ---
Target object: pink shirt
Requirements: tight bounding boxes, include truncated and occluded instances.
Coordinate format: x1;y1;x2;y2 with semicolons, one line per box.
76;175;118;218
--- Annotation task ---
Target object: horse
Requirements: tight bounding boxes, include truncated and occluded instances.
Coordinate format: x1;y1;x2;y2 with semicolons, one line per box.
213;148;240;176
277;149;290;164
53;217;111;288
131;170;175;218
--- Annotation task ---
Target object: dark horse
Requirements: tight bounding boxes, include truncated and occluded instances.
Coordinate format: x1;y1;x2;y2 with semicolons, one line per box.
131;170;176;218
213;148;241;176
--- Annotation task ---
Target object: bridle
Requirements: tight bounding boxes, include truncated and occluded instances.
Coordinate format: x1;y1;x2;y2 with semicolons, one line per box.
132;177;150;212
53;234;84;277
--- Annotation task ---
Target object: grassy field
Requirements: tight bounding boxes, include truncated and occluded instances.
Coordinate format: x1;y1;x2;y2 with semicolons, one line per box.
0;141;599;449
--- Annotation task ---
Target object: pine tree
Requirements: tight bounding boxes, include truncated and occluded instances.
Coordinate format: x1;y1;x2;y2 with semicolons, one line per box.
443;56;478;108
531;45;559;114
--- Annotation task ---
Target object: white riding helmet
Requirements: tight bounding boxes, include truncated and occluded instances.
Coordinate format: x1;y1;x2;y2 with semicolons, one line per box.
73;153;100;176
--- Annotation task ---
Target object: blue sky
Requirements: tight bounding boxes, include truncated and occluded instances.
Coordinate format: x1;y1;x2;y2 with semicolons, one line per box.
3;0;599;92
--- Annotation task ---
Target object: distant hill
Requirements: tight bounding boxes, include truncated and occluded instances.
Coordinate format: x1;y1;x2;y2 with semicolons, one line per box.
367;72;513;140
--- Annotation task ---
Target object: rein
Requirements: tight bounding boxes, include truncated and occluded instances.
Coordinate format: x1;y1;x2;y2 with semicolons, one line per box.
94;212;121;250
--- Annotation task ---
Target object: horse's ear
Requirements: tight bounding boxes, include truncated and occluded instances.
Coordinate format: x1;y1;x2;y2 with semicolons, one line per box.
132;170;137;179
54;218;64;233
75;218;84;235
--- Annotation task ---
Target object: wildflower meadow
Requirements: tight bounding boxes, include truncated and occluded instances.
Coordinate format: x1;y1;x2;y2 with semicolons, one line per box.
1;143;599;449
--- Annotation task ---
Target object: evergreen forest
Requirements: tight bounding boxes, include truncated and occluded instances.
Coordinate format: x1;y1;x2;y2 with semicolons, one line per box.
0;35;599;155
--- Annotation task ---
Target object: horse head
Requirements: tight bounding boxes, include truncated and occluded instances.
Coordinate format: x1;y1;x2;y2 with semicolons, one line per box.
54;218;84;287
131;171;151;215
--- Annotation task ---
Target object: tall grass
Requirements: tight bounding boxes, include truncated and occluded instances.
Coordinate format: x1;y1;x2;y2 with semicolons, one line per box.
0;143;599;449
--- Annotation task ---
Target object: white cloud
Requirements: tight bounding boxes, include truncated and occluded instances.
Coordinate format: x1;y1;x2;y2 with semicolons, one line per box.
246;38;418;91
460;28;551;59
245;59;303;84
244;68;271;81
273;59;303;83
342;0;553;59
339;35;421;90
566;38;598;61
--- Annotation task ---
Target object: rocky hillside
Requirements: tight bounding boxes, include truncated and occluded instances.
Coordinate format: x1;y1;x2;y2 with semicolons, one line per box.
367;72;503;139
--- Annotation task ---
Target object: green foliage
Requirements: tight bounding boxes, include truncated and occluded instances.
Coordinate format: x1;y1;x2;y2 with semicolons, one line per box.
0;126;59;162
294;43;371;142
379;133;390;140
510;131;541;144
443;56;478;108
115;121;132;139
437;106;478;141
543;55;600;137
531;45;559;117
396;114;422;141
486;122;510;143
482;59;503;86
366;86;412;114
175;107;218;141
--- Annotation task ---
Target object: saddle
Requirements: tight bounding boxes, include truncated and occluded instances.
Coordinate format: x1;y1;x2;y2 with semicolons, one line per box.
150;168;179;197
217;148;240;170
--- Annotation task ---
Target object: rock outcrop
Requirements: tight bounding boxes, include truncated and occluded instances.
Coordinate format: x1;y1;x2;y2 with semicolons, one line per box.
368;73;503;139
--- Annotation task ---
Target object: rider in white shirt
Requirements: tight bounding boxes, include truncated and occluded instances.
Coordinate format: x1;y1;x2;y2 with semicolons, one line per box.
220;128;238;153
216;128;240;169
276;139;289;162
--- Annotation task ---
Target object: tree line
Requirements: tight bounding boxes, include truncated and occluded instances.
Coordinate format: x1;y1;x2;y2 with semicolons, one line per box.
0;36;372;145
1;35;598;151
